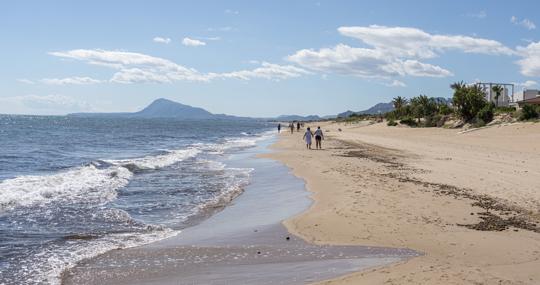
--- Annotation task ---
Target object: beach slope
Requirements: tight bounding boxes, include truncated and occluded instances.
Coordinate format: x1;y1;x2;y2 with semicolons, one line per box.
264;121;540;284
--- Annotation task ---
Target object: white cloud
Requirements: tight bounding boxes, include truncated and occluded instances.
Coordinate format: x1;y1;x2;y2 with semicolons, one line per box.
17;78;35;84
40;76;103;85
111;68;172;84
511;16;536;30
337;25;514;58
516;41;540;77
0;94;94;115
153;37;171;44
215;62;311;81
287;25;516;83
182;37;206;47
49;49;308;84
288;44;452;79
387;80;406;87
224;9;239;15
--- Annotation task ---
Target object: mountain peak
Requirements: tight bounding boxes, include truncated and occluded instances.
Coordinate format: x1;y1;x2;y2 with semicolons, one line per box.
136;98;213;119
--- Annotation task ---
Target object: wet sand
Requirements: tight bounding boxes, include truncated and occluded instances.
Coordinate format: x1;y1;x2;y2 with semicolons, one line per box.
63;138;417;285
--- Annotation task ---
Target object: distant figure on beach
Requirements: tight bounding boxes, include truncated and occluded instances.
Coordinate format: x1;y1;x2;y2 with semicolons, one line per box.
296;122;300;132
303;127;313;149
290;123;294;134
277;123;281;133
314;126;324;149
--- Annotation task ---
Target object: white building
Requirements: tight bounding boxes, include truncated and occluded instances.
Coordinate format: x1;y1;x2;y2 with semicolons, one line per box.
476;82;514;106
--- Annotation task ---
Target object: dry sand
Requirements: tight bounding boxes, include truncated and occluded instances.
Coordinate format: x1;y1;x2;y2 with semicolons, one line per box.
263;121;540;285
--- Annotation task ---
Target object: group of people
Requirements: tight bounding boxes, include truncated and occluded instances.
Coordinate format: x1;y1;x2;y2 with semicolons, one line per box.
277;122;324;150
302;126;324;149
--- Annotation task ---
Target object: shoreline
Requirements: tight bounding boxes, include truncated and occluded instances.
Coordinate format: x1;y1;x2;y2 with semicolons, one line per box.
264;121;540;284
63;135;416;284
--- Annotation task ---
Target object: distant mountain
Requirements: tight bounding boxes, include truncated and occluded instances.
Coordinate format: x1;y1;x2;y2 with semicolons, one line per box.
336;110;356;118
276;114;322;121
69;98;242;120
133;98;214;119
356;102;394;115
337;102;393;118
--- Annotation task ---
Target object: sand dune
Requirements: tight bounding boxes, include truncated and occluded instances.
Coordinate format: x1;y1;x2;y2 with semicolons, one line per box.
265;121;540;284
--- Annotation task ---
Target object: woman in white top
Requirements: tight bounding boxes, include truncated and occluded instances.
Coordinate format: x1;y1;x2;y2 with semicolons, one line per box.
303;127;313;149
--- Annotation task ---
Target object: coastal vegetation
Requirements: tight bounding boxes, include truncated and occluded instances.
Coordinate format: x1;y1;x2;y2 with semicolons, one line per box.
519;104;540;121
384;94;454;127
340;81;538;128
377;81;537;128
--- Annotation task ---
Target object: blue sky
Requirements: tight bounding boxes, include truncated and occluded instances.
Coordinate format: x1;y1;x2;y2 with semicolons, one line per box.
1;0;540;117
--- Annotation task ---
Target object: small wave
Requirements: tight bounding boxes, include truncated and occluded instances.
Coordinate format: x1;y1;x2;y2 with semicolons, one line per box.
105;148;201;170
0;165;132;212
30;228;179;285
196;167;254;211
197;130;275;154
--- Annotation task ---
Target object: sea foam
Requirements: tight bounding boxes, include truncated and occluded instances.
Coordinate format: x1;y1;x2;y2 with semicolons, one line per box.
0;165;132;212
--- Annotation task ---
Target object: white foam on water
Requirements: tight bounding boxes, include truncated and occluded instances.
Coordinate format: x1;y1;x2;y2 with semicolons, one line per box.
1;129;275;284
196;130;275;155
28;227;180;285
105;147;201;170
0;165;132;212
197;166;254;212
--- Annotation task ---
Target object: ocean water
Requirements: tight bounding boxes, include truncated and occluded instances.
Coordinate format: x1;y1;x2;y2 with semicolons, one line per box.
0;115;273;284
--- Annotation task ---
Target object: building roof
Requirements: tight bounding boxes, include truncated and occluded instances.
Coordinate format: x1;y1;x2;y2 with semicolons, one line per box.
517;96;540;105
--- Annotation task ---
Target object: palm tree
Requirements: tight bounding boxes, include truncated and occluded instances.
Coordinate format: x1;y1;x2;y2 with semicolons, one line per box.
450;81;466;91
491;85;503;107
392;96;407;111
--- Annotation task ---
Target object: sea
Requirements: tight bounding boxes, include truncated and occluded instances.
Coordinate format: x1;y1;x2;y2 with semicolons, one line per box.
0;115;274;284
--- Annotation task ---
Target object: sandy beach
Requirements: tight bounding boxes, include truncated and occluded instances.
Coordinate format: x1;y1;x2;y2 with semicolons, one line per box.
62;137;416;285
263;121;540;284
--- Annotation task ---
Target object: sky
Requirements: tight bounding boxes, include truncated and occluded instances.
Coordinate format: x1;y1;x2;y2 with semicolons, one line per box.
1;0;540;117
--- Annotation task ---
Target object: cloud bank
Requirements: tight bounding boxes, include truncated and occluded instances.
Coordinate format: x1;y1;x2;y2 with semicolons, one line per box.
49;49;309;84
41;76;103;85
287;25;519;84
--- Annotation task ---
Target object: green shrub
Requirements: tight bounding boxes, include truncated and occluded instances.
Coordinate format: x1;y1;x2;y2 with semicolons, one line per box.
452;84;488;122
473;118;486;128
423;115;440;127
494;106;516;114
427;114;447;127
399;117;417;127
476;103;494;124
387;119;398;126
384;110;397;121
438;104;453;115
519;105;540;121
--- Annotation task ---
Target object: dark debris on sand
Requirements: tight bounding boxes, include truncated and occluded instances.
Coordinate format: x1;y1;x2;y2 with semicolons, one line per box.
333;139;540;234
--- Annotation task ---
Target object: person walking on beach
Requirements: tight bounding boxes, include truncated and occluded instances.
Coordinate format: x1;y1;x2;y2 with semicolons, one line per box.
290;122;294;134
303;127;313;149
296;122;300;132
277;123;281;133
314;126;324;149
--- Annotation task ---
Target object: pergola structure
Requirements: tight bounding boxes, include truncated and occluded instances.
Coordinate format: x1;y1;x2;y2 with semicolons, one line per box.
475;82;515;104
